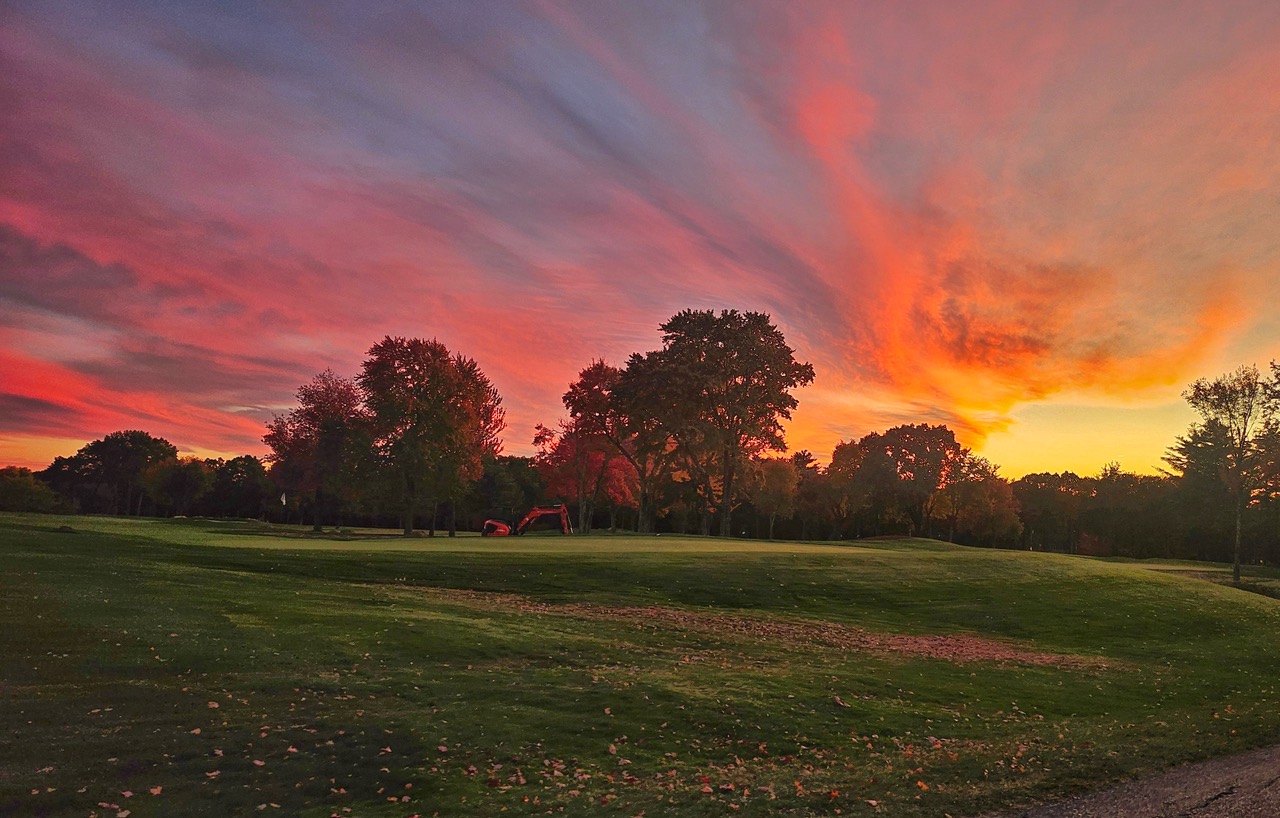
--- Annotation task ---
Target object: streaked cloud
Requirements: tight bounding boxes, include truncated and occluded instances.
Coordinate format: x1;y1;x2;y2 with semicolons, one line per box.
2;1;1278;473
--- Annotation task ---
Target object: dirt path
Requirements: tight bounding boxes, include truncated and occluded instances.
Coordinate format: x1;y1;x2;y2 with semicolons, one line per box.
983;743;1280;818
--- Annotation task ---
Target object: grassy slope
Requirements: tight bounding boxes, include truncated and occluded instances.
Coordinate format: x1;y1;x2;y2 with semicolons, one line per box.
2;514;1279;817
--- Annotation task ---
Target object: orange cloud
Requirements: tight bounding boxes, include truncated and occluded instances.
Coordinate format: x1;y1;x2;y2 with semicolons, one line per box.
2;2;1278;475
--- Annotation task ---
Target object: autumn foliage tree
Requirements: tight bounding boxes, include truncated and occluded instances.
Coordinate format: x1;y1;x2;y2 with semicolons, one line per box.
533;418;636;533
38;431;178;515
358;337;505;537
566;359;673;534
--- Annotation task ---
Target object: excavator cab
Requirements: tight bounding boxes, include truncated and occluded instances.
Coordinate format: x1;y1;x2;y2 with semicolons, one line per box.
481;504;573;536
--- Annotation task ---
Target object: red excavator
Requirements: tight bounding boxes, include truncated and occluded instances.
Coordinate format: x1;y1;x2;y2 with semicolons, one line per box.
481;504;574;537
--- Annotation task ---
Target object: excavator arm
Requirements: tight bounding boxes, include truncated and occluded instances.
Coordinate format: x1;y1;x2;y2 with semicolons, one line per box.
482;504;573;536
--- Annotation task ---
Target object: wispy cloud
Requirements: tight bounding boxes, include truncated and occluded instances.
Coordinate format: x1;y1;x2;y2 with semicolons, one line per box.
2;1;1277;470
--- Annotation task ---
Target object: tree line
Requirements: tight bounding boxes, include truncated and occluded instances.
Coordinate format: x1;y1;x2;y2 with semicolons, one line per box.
7;311;1280;574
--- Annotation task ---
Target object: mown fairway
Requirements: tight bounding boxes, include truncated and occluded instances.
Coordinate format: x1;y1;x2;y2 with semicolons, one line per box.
3;514;1280;817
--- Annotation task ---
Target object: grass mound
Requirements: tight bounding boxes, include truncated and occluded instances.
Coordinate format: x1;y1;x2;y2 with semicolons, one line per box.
3;513;1278;816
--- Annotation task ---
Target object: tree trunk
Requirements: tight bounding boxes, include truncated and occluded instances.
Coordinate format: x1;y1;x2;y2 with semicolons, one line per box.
718;454;735;538
768;513;776;540
448;500;457;537
1234;497;1243;583
312;487;324;532
637;488;652;534
402;502;415;537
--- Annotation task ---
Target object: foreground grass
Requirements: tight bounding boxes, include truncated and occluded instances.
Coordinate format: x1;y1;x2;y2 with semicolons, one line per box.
3;514;1279;817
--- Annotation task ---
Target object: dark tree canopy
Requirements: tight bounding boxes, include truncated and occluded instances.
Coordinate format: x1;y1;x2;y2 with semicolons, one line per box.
264;369;365;530
637;309;815;536
860;424;963;536
40;430;178;515
1173;364;1277;581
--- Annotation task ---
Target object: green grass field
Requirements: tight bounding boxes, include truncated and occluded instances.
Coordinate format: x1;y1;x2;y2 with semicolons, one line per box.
3;513;1279;817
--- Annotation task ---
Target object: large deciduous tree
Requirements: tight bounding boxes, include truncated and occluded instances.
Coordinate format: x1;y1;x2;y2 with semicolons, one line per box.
1173;364;1277;582
205;455;273;519
0;467;66;513
358;337;505;537
637;309;815;537
263;369;365;531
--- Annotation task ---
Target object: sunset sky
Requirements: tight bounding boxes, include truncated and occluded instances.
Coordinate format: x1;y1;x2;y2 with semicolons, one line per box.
3;1;1280;477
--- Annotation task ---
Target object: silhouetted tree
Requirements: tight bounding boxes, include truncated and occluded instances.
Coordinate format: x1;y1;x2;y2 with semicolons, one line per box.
861;424;963;536
264;369;365;530
1013;472;1087;552
631;310;815;537
748;457;799;539
203;455;273;518
41;431;178;515
1176;365;1276;581
578;358;677;533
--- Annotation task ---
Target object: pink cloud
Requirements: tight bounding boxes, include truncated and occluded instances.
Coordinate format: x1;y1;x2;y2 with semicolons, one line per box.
2;2;1278;471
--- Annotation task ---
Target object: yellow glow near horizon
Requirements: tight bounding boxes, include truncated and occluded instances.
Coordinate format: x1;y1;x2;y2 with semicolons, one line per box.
976;401;1197;479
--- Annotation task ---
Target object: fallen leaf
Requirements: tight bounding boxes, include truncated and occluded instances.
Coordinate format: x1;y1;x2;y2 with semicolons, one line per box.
149;786;163;796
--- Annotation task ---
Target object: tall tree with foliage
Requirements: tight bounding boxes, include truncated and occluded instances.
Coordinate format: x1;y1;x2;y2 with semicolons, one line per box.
638;309;815;537
567;358;674;533
264;369;365;530
1012;472;1087;553
358;337;505;537
824;439;872;538
1176;364;1276;582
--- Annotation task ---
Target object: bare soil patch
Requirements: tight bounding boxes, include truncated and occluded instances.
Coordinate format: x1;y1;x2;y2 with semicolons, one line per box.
419;587;1111;670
